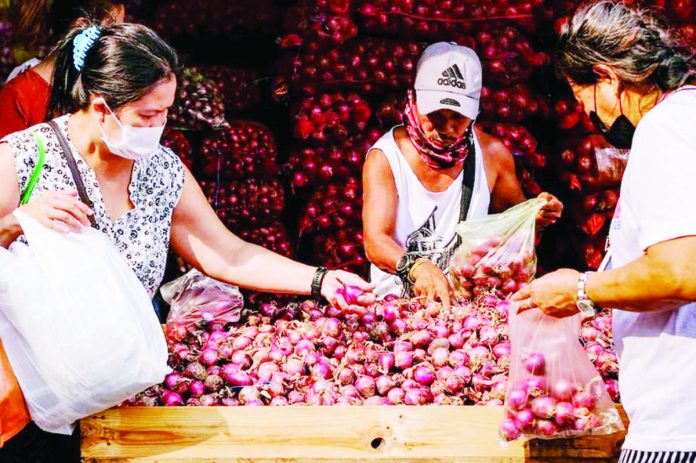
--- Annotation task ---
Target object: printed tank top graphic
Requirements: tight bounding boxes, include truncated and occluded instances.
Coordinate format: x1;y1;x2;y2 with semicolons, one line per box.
404;205;460;274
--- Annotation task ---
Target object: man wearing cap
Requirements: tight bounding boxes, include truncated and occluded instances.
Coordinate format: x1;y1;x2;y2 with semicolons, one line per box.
362;42;563;305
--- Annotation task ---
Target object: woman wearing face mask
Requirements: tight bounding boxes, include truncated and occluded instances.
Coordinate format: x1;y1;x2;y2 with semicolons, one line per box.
363;42;563;307
0;0;127;139
512;2;696;461
0;23;374;462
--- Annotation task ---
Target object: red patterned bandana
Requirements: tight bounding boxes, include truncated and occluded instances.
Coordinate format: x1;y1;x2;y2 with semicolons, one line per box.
403;90;473;169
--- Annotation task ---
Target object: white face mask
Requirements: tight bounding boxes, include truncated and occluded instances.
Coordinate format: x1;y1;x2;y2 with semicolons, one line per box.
98;100;165;161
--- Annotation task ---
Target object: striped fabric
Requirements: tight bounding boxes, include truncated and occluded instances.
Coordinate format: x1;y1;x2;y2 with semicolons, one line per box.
619;449;696;463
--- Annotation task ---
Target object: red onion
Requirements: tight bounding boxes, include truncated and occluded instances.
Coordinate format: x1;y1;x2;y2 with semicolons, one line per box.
506;388;530;412
524;353;546;375
500;417;522;441
387;387;405;405
554;401;575;427
376;375;395;396
572;390;597;410
189;380;205;397
378;353;395;373
531;396;557;419
551;379;577;402
355;375;376;397
535;419;558;437
395;351;414;370
413;366;435;386
162;390;184;406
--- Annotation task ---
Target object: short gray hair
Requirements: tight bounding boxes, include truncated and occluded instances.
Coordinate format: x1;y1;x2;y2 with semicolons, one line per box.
556;0;695;91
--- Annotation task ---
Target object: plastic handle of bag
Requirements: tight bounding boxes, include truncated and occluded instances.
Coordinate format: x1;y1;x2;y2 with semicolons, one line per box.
19;131;47;205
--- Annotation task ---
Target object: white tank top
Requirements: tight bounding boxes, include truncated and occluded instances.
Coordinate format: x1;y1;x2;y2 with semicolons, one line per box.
369;126;491;297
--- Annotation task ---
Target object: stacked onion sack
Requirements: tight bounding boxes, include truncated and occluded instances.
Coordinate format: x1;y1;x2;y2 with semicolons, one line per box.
161;66;291;306
277;0;557;278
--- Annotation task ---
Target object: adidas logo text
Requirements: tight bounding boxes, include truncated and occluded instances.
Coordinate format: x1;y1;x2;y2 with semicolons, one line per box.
437;64;466;89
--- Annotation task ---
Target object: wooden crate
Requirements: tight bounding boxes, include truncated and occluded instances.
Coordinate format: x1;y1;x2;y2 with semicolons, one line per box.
81;405;627;462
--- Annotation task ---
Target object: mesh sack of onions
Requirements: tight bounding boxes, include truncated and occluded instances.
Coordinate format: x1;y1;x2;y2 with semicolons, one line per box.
292;92;372;143
499;306;624;441
449;198;546;301
168;68;228;131
200;121;278;181
195;66;262;114
356;0;547;39
200;178;285;228
282;0;357;46
280;38;424;96
152;0;280;44
161;128;194;172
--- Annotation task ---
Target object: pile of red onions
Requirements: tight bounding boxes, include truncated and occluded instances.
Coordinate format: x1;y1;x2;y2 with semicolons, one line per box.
161;128;194;172
293;93;373;142
195;66;262;114
558;135;627;192
500;352;609;441
356;1;547;39
280;37;423;95
200;121;278;180
282;0;358;46
200;178;285;228
168;68;228;131
288;130;381;190
127;288;619;408
153;0;280;43
450;236;536;301
553;96;596;132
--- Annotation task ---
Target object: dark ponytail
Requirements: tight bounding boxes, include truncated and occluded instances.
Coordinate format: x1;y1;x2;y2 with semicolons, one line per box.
48;22;179;118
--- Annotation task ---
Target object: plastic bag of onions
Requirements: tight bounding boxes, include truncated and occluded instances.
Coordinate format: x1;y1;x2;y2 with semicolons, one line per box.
448;198;545;301
162;269;244;340
499;306;624;442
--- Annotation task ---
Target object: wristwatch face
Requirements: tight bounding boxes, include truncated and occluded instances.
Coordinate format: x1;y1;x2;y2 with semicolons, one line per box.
577;300;595;317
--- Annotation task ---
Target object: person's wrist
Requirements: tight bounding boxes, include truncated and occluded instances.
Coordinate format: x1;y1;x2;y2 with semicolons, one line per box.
408;258;430;283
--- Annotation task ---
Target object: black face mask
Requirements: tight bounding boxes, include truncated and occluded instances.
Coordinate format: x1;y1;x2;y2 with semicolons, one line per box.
589;84;636;149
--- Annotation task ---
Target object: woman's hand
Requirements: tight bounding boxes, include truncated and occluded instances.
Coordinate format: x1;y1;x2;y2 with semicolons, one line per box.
411;260;452;310
18;191;93;233
536;192;563;228
512;268;581;318
321;270;376;315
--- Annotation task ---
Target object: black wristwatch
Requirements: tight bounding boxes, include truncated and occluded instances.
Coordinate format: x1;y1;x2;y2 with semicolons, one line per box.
396;253;418;283
311;266;329;298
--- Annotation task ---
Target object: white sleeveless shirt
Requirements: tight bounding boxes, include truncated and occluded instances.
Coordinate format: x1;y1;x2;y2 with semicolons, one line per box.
369;126;491;297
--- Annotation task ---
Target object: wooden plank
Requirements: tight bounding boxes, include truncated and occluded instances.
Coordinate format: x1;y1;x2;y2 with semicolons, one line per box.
81;406;627;463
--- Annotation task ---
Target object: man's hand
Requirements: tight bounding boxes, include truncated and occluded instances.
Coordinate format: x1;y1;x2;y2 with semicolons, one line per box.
411;260;452;310
512;268;581;318
536;192;563;228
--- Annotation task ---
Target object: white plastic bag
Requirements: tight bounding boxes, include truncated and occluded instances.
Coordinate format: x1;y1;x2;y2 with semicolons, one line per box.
0;211;170;434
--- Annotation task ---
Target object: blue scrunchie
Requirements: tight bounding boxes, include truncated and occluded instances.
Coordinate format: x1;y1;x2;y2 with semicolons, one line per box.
72;26;102;72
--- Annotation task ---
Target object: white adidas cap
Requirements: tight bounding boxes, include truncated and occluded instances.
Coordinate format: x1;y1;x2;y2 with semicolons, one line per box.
414;42;483;120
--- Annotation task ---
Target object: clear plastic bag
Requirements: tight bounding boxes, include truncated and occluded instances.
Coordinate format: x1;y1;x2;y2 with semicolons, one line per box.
0;211;170;434
162;269;244;336
499;304;624;442
449;198;545;301
594;146;629;187
0;340;30;447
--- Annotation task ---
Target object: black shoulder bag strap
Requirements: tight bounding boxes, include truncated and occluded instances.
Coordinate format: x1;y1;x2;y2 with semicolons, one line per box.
47;120;98;229
458;139;477;222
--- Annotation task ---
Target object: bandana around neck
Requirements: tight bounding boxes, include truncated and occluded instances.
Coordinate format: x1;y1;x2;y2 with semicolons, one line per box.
403;90;474;169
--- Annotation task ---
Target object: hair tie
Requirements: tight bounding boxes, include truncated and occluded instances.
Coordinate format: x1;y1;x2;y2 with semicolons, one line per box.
72;26;102;72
